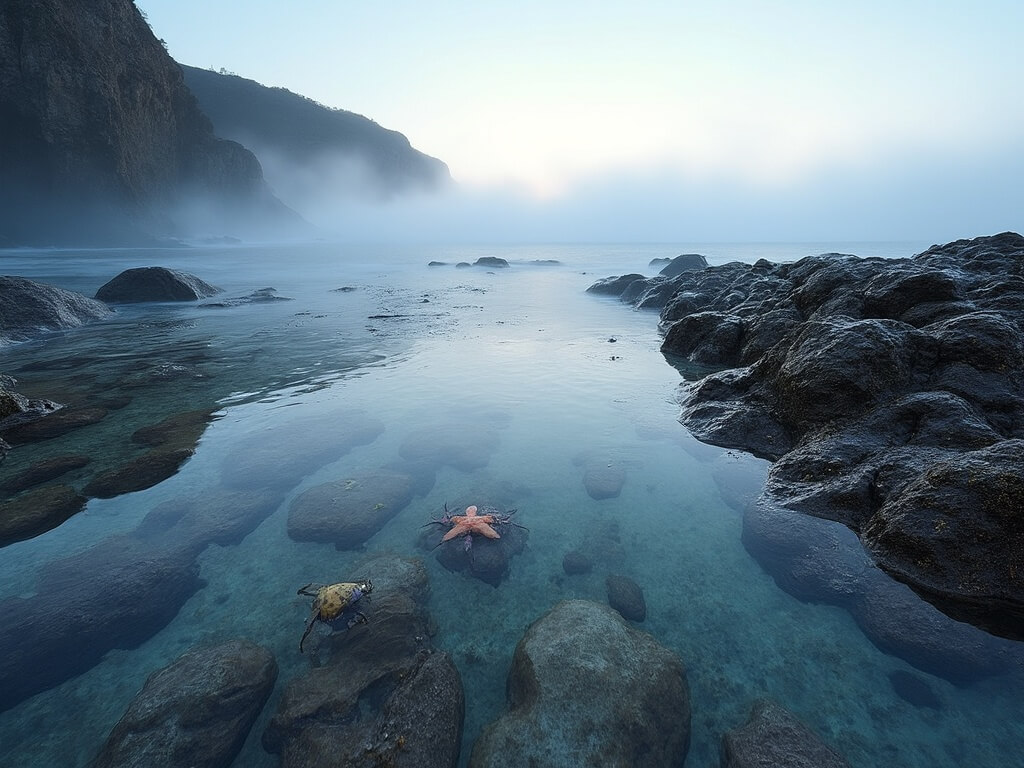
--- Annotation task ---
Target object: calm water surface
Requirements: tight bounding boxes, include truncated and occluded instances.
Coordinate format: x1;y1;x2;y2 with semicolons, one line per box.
2;241;1021;767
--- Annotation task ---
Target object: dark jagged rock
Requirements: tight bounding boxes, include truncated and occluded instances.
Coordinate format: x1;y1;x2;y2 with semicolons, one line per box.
721;700;850;768
474;256;509;268
0;454;91;493
287;469;416;549
264;554;464;768
0;276;113;345
606;573;647;621
95;267;221;303
658;253;709;277
585;273;646;297
469;600;690;768
593;233;1024;637
0;484;87;546
0;534;203;712
0;0;298;245
83;447;194;499
94;639;277;768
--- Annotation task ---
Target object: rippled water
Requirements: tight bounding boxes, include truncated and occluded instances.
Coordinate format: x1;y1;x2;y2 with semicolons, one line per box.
2;240;1022;767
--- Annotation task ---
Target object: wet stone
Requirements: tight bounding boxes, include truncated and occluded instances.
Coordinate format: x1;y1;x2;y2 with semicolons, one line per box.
83;447;194;499
0;405;107;444
287;469;416;549
721;700;851;768
0;453;91;493
606;573;647;621
0;484;87;546
94;639;277;768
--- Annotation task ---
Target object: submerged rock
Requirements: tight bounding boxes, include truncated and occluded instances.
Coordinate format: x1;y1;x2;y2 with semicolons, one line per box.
0;453;91;493
399;420;502;472
0;484;87;546
0;276;113;345
562;550;593;575
0;405;107;444
83;447;194;498
721;700;850;768
421;502;529;587
265;554;464;768
888;670;943;710
606;573;647;621
95;267;221;303
199;287;293;308
0;534;203;712
470;600;690;768
583;463;627;500
287;469;416;549
94;639;277;768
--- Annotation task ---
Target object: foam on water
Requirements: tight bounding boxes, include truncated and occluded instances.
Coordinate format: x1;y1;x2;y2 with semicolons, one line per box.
1;241;1021;767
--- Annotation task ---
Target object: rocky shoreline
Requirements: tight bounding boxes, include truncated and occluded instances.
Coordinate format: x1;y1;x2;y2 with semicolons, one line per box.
589;232;1024;643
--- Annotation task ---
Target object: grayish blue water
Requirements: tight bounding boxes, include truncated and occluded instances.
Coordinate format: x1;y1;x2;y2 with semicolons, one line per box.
2;241;1022;767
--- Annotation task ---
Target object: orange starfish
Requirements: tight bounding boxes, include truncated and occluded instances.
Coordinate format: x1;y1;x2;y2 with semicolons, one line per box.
442;505;501;542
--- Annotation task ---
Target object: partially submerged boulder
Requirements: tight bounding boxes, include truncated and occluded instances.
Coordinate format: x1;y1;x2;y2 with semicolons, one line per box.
0;484;87;546
470;600;690;768
95;267;220;303
0;275;113;345
93;639;277;768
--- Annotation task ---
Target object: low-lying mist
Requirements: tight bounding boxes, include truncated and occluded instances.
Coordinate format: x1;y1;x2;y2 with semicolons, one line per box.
271;141;1024;245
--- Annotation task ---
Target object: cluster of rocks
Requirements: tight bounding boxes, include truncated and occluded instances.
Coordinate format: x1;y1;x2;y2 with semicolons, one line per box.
429;256;511;269
591;233;1024;652
0;405;389;713
560;518;648;621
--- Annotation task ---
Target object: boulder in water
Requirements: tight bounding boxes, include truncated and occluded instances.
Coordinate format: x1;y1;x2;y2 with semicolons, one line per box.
95;267;221;303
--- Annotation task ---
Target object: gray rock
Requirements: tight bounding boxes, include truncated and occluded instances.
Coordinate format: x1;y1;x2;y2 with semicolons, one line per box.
0;484;87;546
474;256;509;268
583;464;626;500
94;639;277;768
721;700;850;768
0;276;113;345
96;267;221;303
83;447;195;499
0;454;90;493
264;554;464;768
0;405;106;444
562;550;592;575
470;600;690;768
287;469;416;549
606;573;647;621
659;252;709;277
0;534;203;712
585;273;646;297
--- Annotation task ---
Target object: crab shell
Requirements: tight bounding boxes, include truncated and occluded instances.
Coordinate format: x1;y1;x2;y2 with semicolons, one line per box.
315;581;371;622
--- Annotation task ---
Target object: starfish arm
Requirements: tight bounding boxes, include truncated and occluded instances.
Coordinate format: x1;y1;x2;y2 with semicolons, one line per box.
476;522;501;539
442;523;469;542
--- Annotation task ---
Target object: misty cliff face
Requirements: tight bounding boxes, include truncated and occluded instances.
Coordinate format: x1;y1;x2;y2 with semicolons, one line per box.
0;0;298;245
180;66;451;208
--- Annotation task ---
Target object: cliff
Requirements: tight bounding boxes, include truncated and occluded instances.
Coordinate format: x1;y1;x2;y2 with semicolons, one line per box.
180;65;450;205
0;0;301;245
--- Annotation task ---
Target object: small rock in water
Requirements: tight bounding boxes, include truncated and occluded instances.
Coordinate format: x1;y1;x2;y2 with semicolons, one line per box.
606;573;647;621
722;699;851;768
95;267;220;303
583;464;626;500
888;670;943;709
0;454;91;493
0;485;87;546
562;550;593;575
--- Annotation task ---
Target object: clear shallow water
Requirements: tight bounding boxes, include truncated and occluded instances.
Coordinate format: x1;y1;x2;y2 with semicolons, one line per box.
1;240;1022;767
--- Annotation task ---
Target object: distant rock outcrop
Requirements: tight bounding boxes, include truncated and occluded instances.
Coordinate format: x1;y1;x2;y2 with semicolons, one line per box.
0;0;300;245
95;267;221;303
180;65;450;205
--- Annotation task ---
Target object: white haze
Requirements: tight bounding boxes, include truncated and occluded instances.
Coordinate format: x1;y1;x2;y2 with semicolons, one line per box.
257;140;1024;245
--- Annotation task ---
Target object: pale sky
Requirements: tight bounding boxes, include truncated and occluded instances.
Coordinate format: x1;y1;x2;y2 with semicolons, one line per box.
136;0;1023;240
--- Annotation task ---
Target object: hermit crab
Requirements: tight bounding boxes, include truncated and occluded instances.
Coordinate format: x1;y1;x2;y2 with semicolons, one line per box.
297;579;372;652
